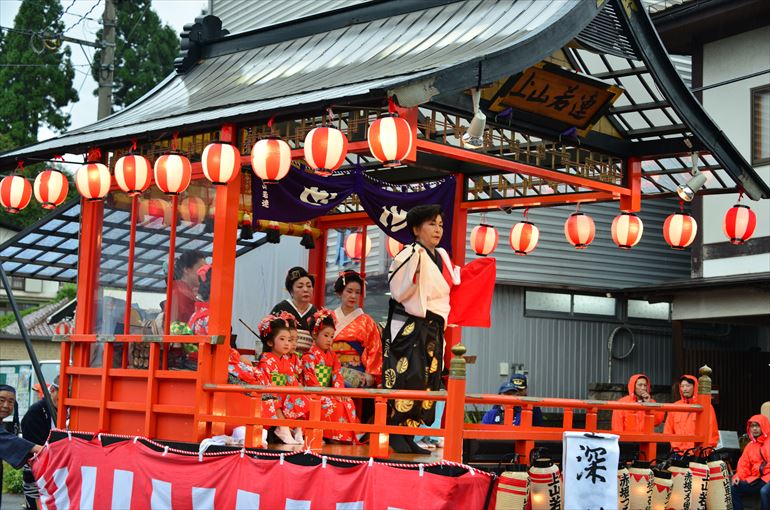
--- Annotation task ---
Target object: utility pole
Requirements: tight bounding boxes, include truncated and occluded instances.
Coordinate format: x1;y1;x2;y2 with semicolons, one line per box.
97;0;116;120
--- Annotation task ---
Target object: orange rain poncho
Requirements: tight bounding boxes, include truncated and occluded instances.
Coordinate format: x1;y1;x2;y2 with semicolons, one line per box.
663;374;719;451
611;374;664;433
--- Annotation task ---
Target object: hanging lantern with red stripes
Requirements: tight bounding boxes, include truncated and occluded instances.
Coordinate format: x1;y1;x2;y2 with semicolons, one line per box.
251;137;291;183
138;198;172;227
611;212;644;249
663;211;697;250
154;153;192;195
179;196;207;224
722;202;756;245
304;126;348;176
470;223;498;256
564;208;596;249
33;169;69;210
344;231;372;259
75;162;111;201
367;111;413;167
0;175;32;213
509;218;539;256
386;236;404;258
202;142;241;185
114;154;152;195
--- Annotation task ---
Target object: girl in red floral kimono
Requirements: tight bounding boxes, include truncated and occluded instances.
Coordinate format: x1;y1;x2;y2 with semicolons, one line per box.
301;309;359;443
256;313;308;445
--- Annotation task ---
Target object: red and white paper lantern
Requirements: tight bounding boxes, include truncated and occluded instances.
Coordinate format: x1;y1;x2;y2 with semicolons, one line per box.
114;154;152;195
0;175;32;213
202;142;241;185
663;212;697;250
138;198;172;227
367;114;413;167
611;212;644;249
386;236;404;258
33;170;69;210
75;162;111;201
304;127;348;175
251;137;291;183
344;232;372;259
509;221;539;255
470;223;498;256
564;212;596;249
722;204;756;245
179;196;207;224
154;153;192;195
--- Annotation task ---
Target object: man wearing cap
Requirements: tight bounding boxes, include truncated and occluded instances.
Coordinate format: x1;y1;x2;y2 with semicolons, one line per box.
22;377;59;509
1;384;43;509
482;373;543;426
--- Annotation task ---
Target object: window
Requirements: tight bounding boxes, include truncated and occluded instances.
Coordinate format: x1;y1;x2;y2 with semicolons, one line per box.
627;299;670;321
525;290;616;318
11;277;25;291
752;85;770;166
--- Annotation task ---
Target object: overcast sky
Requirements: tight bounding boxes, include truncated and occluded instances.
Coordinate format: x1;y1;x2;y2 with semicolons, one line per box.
0;0;208;142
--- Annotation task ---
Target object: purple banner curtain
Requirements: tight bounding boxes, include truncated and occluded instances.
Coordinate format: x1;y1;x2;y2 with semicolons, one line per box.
252;169;456;253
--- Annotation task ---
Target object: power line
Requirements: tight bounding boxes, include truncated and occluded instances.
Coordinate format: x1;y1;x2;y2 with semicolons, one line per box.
63;0;103;34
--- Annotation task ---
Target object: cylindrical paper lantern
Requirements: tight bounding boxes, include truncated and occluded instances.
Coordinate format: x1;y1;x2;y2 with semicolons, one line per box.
470;223;498;256
0;175;32;213
33;170;69;209
154;153;192;195
251;137;291;183
495;471;529;510
617;466;630;510
663;212;698;249
344;232;371;259
706;460;732;510
688;460;709;510
202;142;241;185
386;236;404;258
179;196;207;224
667;464;693;510
611;212;644;249
509;221;539;255
138;198;172;227
114;154;152;195
722;204;756;245
75;162;111;201
528;460;561;510
628;464;654;510
304;126;348;175
652;471;673;510
367;114;413;167
564;211;596;249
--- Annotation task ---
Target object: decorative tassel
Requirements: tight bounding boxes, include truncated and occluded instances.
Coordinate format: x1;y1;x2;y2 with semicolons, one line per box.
266;221;281;243
240;213;253;241
300;224;315;249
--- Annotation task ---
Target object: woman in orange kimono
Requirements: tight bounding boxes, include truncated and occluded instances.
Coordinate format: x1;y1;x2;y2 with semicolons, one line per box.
301;309;359;443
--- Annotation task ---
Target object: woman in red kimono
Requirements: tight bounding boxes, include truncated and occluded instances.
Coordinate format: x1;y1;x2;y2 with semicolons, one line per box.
332;270;382;388
301;308;359;443
256;313;308;445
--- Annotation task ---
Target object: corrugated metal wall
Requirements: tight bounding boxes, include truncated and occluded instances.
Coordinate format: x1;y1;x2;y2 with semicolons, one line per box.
462;286;673;399
467;198;691;289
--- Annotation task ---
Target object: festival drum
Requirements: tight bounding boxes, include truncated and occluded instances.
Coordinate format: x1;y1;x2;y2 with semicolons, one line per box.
652;471;673;510
628;462;654;510
668;462;694;510
689;459;710;510
617;465;631;510
706;458;733;510
494;471;529;510
528;459;562;510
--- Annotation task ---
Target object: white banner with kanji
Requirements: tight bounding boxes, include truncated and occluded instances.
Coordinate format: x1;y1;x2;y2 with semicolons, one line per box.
562;431;619;510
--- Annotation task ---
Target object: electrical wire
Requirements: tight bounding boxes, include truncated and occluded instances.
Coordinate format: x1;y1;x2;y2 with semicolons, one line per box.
63;0;102;35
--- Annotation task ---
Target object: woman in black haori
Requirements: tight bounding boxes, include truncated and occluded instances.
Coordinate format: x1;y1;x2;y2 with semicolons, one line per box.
383;204;460;454
270;266;318;355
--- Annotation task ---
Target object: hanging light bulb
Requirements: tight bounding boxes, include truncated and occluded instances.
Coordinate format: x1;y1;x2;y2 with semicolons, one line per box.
462;88;486;149
676;152;707;202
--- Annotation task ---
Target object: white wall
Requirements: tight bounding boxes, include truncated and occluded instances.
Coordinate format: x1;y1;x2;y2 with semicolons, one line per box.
701;26;770;277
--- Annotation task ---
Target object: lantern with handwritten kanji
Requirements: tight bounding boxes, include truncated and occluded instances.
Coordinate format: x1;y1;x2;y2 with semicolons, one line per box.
304;127;348;176
628;463;653;510
722;203;756;245
179;197;207;224
667;463;692;510
0;175;32;213
75;162;111;201
663;212;697;250
154;153;192;195
367;114;413;167
706;459;732;510
386;236;404;258
344;232;371;259
114;154;152;195
617;466;630;510
528;459;561;510
33;170;69;210
688;460;709;510
651;471;673;510
611;212;644;249
470;223;498;256
202;142;241;185
251;137;291;183
495;471;529;510
564;211;595;249
509;221;539;255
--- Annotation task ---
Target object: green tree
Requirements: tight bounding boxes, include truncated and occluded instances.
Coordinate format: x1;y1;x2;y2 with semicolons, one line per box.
92;0;179;110
0;0;79;146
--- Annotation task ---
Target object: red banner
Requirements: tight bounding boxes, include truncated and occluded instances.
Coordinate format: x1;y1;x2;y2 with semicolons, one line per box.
31;437;492;509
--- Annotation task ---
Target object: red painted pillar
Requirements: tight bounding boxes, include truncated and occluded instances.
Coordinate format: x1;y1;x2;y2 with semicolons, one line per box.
620;156;642;212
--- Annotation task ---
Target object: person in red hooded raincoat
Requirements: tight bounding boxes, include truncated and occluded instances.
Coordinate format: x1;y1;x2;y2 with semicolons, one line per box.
663;374;719;452
731;414;770;510
611;374;665;433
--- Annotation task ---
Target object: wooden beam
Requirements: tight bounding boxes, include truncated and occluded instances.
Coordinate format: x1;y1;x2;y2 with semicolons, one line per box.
461;191;615;212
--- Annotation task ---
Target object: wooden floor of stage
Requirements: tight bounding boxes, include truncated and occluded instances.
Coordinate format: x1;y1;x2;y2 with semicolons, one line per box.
265;442;444;463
